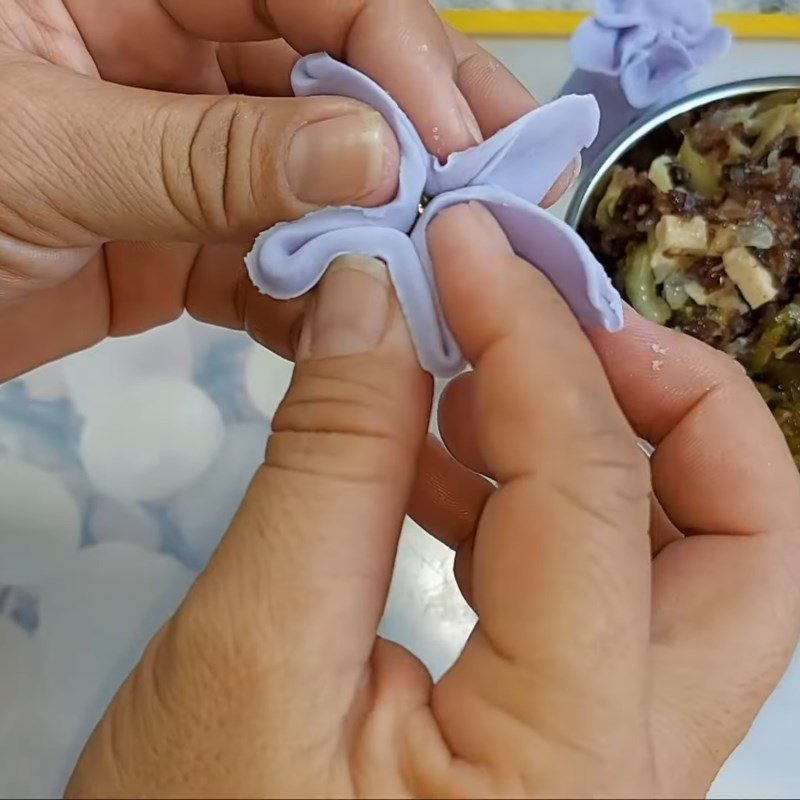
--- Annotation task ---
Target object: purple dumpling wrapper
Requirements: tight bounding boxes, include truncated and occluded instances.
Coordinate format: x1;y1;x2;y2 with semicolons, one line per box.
559;0;731;170
246;53;623;377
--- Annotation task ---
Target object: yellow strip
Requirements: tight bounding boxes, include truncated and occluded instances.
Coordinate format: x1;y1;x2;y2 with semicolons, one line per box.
441;10;800;40
442;9;582;37
718;12;800;38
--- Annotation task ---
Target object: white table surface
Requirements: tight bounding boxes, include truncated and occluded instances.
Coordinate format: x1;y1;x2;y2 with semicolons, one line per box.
1;36;800;800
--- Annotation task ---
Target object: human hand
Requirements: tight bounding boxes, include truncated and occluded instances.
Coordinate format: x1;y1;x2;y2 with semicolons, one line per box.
66;203;800;799
0;0;571;380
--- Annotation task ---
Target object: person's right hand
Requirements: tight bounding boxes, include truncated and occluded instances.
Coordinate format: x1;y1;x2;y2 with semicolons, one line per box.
67;203;800;799
0;0;570;381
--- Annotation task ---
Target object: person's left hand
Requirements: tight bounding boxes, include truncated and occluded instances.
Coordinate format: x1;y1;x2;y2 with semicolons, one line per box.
0;0;571;380
65;204;800;799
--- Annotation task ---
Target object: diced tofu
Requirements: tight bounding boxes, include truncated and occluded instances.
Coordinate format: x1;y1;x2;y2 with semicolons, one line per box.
648;156;674;193
655;215;709;255
650;248;683;284
683;278;747;314
723;247;778;309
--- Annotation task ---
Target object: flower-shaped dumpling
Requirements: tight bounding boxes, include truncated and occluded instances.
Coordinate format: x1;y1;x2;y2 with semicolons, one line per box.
571;0;731;109
246;53;623;377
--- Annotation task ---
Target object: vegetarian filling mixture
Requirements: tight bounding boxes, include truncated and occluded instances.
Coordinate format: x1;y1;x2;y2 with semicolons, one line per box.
582;90;800;466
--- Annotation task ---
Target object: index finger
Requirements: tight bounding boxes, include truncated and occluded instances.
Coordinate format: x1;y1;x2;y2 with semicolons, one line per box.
588;306;800;780
161;0;481;158
428;203;653;735
588;309;800;535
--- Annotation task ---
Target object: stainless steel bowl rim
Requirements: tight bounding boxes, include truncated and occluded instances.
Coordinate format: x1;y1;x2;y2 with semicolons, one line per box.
565;76;800;230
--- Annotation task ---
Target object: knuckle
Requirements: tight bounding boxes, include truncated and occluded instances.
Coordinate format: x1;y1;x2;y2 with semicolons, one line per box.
161;95;355;236
160;96;264;238
548;382;599;429
268;359;411;484
707;343;749;382
274;358;400;440
684;332;754;393
546;380;626;444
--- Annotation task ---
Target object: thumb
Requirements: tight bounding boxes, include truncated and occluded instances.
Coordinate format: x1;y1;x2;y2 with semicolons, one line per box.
207;255;430;673
67;256;431;798
0;49;399;250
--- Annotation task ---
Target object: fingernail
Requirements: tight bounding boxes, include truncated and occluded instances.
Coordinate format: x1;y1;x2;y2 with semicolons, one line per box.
455;202;513;255
288;112;399;206
454;90;483;146
567;156;582;186
541;157;582;208
299;256;391;360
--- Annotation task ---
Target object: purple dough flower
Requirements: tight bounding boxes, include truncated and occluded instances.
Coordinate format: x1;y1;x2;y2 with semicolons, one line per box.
571;0;731;109
246;54;623;377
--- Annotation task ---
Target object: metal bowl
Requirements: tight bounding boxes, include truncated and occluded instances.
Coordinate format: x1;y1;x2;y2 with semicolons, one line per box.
565;77;800;232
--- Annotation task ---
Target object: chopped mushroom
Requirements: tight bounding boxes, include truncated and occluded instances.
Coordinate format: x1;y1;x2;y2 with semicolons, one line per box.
708;226;738;255
684;280;746;313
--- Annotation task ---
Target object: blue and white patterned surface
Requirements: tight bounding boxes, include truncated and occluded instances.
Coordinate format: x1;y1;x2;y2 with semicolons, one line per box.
0;318;472;798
